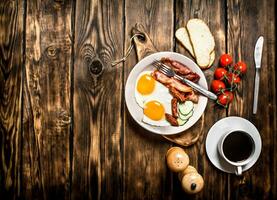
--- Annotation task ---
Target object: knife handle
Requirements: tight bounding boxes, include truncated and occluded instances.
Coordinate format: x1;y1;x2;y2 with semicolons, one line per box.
253;69;260;114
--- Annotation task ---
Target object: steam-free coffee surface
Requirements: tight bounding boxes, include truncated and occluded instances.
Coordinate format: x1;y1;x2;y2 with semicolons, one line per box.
223;131;253;162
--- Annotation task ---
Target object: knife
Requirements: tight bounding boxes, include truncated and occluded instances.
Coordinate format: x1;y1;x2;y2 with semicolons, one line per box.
253;36;264;114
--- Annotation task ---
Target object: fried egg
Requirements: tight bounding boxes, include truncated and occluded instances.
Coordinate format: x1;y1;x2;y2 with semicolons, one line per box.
134;70;173;126
135;71;172;108
142;98;171;126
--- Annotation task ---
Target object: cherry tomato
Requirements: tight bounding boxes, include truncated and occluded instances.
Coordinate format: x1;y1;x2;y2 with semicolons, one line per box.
211;80;226;93
217;91;234;106
234;61;247;74
220;54;233;67
214;68;228;80
227;73;241;85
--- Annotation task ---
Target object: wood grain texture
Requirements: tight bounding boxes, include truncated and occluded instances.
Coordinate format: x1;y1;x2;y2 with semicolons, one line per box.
124;1;174;199
0;0;23;198
72;0;124;199
0;0;276;199
23;0;73;199
227;0;276;199
174;0;228;199
132;23;158;60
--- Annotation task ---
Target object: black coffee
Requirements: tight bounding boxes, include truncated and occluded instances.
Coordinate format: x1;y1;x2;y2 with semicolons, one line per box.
222;131;254;162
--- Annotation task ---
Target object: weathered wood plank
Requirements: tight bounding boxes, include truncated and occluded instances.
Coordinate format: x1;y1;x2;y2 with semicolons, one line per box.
227;0;276;199
72;0;124;199
23;0;73;199
174;0;228;199
0;0;24;199
123;1;174;199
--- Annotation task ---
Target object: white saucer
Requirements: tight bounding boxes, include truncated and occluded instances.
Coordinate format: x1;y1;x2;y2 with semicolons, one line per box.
205;116;262;174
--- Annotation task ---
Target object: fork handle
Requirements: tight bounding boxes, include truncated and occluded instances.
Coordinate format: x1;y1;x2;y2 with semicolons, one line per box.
176;75;217;100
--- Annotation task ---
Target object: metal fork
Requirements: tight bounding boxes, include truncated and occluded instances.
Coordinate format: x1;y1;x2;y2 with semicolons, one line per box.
152;60;217;100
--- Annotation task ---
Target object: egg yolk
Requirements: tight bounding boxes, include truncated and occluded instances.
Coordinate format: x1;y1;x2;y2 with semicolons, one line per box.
143;100;165;121
137;74;155;95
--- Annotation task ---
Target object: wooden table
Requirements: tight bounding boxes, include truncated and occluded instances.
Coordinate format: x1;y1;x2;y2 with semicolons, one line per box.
0;0;276;199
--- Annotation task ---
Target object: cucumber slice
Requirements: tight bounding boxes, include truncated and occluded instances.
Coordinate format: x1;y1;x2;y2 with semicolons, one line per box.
179;110;193;120
177;118;187;126
178;101;194;115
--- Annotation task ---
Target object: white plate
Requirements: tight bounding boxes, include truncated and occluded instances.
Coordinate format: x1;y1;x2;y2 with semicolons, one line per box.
125;51;208;135
205;116;262;173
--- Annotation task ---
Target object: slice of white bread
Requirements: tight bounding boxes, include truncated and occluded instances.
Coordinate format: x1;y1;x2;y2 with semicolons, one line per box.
175;19;215;69
175;27;195;57
175;27;215;69
187;19;215;68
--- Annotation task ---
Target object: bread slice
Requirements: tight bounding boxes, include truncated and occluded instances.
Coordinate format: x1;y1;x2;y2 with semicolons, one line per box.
187;19;215;68
175;27;195;57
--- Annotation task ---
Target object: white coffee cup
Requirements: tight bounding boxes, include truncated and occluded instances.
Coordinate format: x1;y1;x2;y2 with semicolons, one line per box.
217;130;255;175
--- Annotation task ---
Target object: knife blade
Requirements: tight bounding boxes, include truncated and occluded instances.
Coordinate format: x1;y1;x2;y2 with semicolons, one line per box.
253;36;264;114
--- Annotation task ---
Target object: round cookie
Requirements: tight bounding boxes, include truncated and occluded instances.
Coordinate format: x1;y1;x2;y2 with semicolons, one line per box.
181;173;204;194
166;147;189;172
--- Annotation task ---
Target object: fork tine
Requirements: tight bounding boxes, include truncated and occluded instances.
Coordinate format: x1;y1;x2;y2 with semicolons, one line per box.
158;63;171;73
152;60;165;69
151;59;175;77
159;68;170;75
156;65;171;76
153;59;171;69
152;61;161;69
152;60;161;68
152;60;171;74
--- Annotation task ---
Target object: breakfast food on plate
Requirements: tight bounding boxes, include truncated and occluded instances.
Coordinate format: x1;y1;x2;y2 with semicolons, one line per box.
169;87;199;103
171;98;178;118
175;18;215;69
135;71;172;107
153;70;192;93
135;58;200;127
166;147;204;194
160;57;200;82
135;71;172;126
142;98;171;126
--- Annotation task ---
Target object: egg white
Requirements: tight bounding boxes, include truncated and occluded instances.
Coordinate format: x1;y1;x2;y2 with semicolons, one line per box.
142;98;172;127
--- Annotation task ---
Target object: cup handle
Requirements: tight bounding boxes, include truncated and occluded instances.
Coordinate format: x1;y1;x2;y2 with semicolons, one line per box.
235;166;242;176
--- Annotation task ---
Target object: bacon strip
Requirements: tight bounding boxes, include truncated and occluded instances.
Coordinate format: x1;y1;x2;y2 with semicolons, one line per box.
152;70;192;93
169;87;187;102
186;91;199;103
169;87;199;103
165;113;178;126
161;57;191;75
171;98;178;118
161;57;200;82
183;73;200;83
